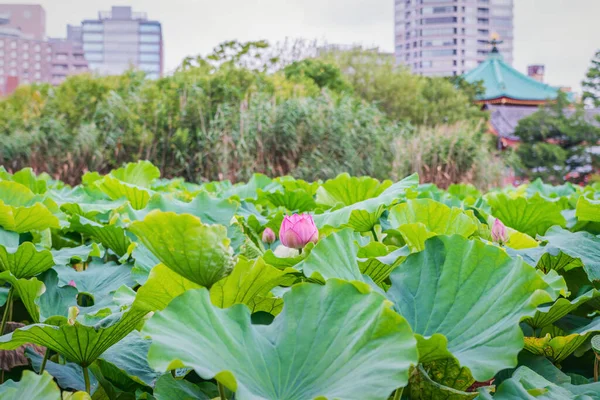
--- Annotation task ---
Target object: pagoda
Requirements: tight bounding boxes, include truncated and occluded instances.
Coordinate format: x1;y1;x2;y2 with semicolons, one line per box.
463;36;571;148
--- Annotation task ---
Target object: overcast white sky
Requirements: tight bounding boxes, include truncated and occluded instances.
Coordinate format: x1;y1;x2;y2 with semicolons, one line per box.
11;0;600;92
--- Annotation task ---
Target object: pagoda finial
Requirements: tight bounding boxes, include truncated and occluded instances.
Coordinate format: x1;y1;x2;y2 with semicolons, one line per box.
486;33;503;54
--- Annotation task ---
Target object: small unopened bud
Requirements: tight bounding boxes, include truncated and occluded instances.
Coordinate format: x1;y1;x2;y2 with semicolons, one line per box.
68;280;76;288
491;218;509;245
262;228;276;244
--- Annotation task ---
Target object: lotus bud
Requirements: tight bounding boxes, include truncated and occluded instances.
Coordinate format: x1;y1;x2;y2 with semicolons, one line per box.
491;218;509;244
262;228;276;244
68;280;76;288
279;214;319;249
68;306;79;325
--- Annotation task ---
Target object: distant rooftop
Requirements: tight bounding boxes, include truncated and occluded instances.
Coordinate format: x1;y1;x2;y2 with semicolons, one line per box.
464;41;566;105
98;6;147;21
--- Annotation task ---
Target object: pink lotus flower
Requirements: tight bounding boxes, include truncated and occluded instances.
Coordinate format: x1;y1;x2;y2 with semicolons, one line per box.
491;218;509;244
279;214;319;249
68;280;76;288
262;228;276;244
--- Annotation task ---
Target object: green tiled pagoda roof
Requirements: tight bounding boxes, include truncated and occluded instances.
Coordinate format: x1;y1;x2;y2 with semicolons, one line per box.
464;53;564;102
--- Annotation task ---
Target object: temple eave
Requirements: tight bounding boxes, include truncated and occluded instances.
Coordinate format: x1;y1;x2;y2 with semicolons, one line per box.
475;97;548;106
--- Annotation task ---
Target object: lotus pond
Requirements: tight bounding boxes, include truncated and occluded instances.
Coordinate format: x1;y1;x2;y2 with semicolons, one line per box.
0;161;599;399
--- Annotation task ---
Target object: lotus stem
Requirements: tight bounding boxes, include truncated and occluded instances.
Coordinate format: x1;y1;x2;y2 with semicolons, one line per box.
83;366;91;393
40;348;50;374
370;226;379;242
595;354;600;382
0;287;14;335
393;387;403;400
218;381;227;400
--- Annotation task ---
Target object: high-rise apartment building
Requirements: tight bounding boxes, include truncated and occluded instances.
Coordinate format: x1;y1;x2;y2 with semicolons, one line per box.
81;6;163;79
0;4;88;95
394;0;514;77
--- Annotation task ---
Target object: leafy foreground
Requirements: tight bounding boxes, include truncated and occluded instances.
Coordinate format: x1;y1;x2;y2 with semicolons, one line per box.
0;162;599;399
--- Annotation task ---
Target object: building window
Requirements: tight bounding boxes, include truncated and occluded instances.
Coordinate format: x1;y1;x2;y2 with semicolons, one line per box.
34;44;41;52
139;43;160;52
34;54;41;61
83;43;104;52
83;23;104;32
422;17;457;24
35;63;40;70
23;53;29;60
9;61;16;67
139;34;160;43
85;52;103;61
422;6;456;14
83;33;104;42
10;41;16;49
422;49;456;57
140;24;161;33
0;41;3;47
140;63;160;72
23;62;29;69
34;72;41;79
10;51;16;58
478;18;489;24
9;69;17;76
22;42;29;50
492;18;512;27
421;27;456;36
56;53;68;61
478;29;489;35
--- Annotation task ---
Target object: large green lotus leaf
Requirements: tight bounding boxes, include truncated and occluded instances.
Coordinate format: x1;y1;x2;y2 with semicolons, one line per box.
388;199;477;239
0;308;147;366
54;261;136;316
296;228;369;283
261;243;313;269
526;178;577;200
223;174;277;200
486;193;566;237
109;160;160;188
95;175;152;210
408;363;477;400
524;289;600;329
475;366;587;400
344;205;385;233
9;168;48;194
506;245;583;274
69;215;131;257
37;269;78;320
357;242;409;285
313;174;418;229
576;196;600;222
524;317;600;363
517;353;600;398
51;244;102;266
0;271;44;323
133;264;201;312
259;188;316;213
539;226;600;281
130;243;161;285
0;202;59;234
0;242;54;279
153;374;211;400
316;173;392;207
386;235;562;382
0;370;61;400
52;186;126;218
210;257;294;315
122;191;239;227
143;279;419;400
129;211;233;287
99;331;160;387
28;347;99;393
